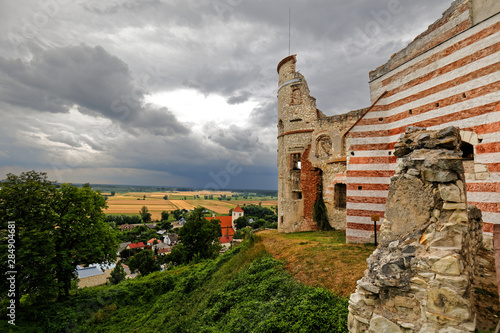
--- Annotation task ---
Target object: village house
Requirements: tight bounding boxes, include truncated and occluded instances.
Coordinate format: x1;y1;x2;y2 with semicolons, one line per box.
206;205;244;244
277;0;500;247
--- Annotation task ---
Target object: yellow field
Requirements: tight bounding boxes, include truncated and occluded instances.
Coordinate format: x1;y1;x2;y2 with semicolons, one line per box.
104;191;277;221
169;200;197;211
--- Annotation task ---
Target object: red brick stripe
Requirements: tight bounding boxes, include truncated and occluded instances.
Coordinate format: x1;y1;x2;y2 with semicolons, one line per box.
349;143;396;151
347;170;395;178
349;156;397;164
346;184;390;191
467;182;500;192
347;196;387;204
347;209;385;217
468;202;499;213
463;121;500;135
347;222;382;231
487;163;500;172
483;222;494;233
476;142;500;154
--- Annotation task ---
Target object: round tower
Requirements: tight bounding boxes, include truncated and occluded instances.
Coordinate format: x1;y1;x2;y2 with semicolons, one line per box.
277;55;319;232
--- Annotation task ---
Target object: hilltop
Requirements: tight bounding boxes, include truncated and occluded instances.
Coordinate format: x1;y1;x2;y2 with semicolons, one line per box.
4;230;497;332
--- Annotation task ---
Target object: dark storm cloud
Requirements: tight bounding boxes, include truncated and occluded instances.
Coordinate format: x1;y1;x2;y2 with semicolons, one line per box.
0;0;453;189
0;44;189;136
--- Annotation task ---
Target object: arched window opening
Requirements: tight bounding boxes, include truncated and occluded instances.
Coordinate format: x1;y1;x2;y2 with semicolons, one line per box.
278;119;284;135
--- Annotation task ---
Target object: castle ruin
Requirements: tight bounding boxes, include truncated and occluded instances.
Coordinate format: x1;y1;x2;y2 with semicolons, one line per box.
277;0;500;247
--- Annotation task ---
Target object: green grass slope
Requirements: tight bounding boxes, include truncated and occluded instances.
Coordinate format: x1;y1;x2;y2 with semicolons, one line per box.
2;235;349;333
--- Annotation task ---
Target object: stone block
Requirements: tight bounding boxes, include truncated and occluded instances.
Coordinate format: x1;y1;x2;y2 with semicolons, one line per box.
473;163;488;173
442;202;467;210
448;210;468;224
431;255;462;276
369;315;403;333
427;288;471;321
434;275;468;292
422;169;458;182
438;183;464;203
419;323;439;333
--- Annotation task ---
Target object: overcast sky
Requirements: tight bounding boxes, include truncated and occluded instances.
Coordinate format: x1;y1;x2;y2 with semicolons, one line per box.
0;0;452;190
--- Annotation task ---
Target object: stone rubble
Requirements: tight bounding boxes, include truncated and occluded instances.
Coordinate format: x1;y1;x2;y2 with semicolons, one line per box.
348;126;483;333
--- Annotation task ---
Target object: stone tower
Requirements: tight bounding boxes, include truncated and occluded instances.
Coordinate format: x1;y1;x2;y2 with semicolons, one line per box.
277;55;365;233
277;55;321;232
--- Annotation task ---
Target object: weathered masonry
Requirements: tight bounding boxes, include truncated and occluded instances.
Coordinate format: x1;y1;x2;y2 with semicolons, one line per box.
277;55;365;232
345;0;500;244
277;0;500;245
348;127;483;332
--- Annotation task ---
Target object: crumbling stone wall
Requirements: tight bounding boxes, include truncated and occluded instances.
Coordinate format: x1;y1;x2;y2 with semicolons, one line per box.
348;126;483;333
277;54;365;232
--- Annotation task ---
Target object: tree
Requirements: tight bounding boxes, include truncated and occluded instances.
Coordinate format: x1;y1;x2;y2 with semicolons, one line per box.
111;191;116;196
128;249;160;276
234;216;249;230
140;206;152;223
143;195;146;200
161;211;169;221
109;262;126;284
167;207;221;265
172;209;183;220
163;195;168;200
0;171;118;302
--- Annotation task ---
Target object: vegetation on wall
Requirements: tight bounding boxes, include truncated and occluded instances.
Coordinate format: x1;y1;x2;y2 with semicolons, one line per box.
314;195;333;231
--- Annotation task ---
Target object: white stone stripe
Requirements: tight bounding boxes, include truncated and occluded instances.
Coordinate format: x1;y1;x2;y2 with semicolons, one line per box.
482;132;500;143
466;173;500;182
347;190;390;198
351;90;500;132
367;67;500;119
349;135;401;145
468;192;500;203
375;33;500;97
372;12;499;84
347;202;387;211
482;212;500;224
347;215;375;224
346;177;392;184
347;163;397;171
475;152;500;164
350;150;394;157
346;229;375;238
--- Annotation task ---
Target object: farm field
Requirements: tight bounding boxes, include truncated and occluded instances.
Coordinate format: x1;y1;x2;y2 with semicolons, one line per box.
105;190;277;220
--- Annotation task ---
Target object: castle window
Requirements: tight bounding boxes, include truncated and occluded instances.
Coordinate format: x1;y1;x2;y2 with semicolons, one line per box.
290;85;302;105
291;153;301;170
334;184;347;208
292;192;302;200
278;119;284;135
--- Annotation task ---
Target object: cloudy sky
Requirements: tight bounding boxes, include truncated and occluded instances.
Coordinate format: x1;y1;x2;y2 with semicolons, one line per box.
0;0;452;190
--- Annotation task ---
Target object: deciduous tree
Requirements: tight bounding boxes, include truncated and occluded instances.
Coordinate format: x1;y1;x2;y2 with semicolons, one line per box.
0;171;118;302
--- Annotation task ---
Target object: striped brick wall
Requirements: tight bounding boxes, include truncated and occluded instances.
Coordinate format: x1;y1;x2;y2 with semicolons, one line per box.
345;2;500;244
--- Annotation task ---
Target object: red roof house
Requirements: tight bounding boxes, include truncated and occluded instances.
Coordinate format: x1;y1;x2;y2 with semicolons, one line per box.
206;215;234;244
127;242;145;250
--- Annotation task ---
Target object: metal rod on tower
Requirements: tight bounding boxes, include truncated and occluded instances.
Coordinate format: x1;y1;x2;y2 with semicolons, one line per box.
288;5;291;55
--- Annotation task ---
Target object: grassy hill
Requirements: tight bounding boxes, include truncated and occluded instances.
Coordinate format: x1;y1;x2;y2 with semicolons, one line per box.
4;231;374;333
